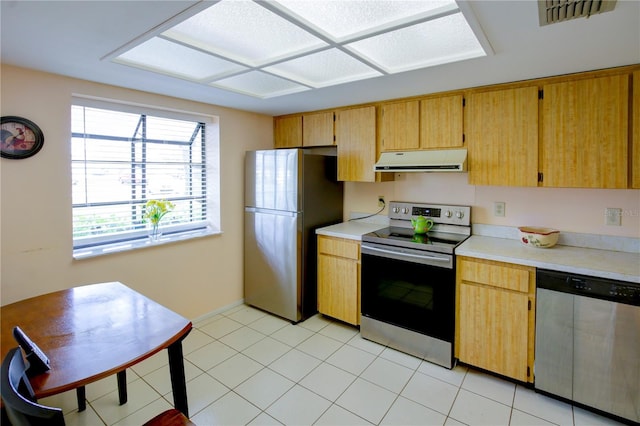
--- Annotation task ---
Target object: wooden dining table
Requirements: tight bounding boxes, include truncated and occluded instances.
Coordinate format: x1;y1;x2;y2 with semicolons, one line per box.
0;282;192;416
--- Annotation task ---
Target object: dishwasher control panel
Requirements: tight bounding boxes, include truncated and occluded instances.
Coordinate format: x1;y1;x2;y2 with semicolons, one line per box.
537;269;640;306
608;284;640;301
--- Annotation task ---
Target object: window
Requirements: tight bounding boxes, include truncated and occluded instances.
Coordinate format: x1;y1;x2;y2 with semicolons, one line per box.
71;98;219;257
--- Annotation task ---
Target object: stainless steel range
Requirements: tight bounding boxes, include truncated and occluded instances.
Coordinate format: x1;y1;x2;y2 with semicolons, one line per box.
360;201;471;369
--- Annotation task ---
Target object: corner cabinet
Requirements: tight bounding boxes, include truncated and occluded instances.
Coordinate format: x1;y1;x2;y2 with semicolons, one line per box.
317;235;360;325
540;74;629;188
466;86;539;187
455;257;535;383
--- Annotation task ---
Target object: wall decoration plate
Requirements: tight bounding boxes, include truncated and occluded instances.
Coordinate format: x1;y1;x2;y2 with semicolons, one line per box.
1;116;45;159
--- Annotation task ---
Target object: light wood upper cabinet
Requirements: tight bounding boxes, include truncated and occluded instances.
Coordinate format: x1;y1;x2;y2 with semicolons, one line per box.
420;94;464;149
274;115;302;148
277;65;637;187
303;111;334;147
317;235;360;325
380;96;463;151
274;112;333;148
379;100;420;151
456;257;535;383
540;75;629;188
336;106;392;182
632;71;640;189
466;86;539;186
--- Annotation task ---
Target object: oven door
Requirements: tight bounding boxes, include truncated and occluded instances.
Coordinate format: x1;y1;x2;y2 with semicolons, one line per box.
360;243;455;342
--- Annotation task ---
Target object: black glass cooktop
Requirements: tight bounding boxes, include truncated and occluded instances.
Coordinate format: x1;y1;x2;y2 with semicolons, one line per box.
362;226;469;254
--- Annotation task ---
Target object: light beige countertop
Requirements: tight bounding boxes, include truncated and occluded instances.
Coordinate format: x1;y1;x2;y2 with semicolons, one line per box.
457;235;640;283
316;221;386;241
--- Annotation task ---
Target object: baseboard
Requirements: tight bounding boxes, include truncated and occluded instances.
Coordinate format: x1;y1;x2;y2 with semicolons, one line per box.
191;299;245;324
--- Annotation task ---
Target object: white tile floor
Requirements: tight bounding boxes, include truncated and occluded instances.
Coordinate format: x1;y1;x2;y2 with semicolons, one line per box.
41;304;626;426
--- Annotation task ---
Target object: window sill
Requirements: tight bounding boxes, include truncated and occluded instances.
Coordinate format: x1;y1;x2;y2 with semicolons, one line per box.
73;229;222;260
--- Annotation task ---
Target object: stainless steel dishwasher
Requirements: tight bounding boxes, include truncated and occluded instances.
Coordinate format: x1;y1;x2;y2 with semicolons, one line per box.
535;269;640;423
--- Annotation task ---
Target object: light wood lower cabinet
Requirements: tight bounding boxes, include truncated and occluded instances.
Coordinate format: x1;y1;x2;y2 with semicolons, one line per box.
455;256;535;382
317;235;360;325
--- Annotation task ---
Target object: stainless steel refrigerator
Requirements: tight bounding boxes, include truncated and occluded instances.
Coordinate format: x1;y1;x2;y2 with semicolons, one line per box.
244;148;343;322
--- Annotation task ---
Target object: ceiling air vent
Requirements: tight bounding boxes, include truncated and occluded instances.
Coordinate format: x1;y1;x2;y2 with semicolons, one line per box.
538;0;617;26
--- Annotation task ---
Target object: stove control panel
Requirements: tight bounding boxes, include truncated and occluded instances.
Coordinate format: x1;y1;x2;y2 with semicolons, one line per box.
389;202;471;226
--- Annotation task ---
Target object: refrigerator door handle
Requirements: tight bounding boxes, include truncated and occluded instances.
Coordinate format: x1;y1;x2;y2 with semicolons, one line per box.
245;207;298;217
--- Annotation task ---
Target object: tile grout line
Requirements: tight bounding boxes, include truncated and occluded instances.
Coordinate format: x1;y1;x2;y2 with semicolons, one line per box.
81;308;610;426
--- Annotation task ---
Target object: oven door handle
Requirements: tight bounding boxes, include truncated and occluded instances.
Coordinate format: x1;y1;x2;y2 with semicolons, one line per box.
361;245;450;262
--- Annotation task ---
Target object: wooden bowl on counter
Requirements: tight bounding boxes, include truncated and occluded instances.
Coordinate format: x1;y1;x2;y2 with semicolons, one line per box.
518;227;560;248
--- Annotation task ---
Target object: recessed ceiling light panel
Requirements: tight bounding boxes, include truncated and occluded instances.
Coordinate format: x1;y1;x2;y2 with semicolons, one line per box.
163;0;327;66
264;48;383;87
114;37;246;80
346;12;486;73
211;71;310;98
112;0;490;99
275;0;455;40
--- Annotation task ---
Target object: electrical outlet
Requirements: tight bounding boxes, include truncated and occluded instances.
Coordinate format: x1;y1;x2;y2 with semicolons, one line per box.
494;201;506;217
605;208;622;226
378;196;385;208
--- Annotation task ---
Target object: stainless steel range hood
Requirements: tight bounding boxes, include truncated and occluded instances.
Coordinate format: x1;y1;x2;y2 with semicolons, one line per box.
374;149;467;172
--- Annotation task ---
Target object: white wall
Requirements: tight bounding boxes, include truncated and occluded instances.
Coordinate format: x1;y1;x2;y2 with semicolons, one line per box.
0;65;273;318
345;173;640;239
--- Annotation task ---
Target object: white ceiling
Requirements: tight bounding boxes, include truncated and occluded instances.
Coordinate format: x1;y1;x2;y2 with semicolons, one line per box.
1;1;639;117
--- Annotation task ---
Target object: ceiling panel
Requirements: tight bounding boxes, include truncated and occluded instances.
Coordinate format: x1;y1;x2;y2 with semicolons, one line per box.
274;0;455;40
211;71;310;98
346;13;485;73
114;37;247;80
162;0;327;66
111;0;489;98
264;48;383;87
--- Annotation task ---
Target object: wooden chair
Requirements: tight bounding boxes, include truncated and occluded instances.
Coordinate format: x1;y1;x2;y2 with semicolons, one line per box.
1;347;195;426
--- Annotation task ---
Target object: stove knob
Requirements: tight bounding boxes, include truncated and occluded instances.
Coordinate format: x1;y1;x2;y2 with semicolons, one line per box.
455;211;464;219
444;210;452;218
392;207;399;213
402;207;409;214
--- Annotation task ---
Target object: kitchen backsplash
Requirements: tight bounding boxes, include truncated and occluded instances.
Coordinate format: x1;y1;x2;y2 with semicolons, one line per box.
472;224;639;254
345;212;639;254
347;212;390;225
343;173;640;240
